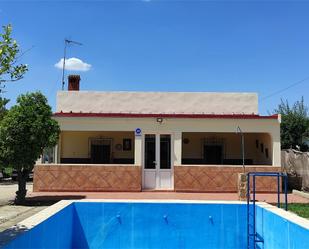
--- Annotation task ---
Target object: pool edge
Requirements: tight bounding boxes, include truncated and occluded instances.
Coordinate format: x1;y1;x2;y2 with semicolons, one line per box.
256;202;309;230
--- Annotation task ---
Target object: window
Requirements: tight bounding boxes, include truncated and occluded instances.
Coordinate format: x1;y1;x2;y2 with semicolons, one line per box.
160;135;171;169
90;138;112;164
203;137;224;164
144;135;156;169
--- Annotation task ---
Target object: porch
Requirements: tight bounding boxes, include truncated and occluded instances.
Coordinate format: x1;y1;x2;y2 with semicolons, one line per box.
34;130;280;193
58;131;135;164
182;132;272;165
50;131;274;166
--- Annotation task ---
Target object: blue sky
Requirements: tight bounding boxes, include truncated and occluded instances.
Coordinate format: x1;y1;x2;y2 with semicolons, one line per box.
0;0;309;114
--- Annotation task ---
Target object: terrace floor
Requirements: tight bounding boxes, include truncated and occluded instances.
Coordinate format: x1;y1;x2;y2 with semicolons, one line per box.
28;191;309;204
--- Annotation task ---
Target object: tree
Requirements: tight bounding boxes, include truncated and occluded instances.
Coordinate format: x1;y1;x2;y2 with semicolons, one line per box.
0;97;9;171
0;24;28;121
0;97;9;120
0;92;60;204
275;97;309;151
0;24;28;89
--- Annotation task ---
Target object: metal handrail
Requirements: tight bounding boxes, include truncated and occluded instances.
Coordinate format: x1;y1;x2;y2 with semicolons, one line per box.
246;172;288;249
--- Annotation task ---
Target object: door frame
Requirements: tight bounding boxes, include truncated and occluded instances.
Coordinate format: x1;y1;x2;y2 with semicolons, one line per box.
142;132;174;190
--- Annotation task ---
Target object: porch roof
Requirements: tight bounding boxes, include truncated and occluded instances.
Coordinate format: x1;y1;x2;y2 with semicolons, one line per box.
54;112;279;120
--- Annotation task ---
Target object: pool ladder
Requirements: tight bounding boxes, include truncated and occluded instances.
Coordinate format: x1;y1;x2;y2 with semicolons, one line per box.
246;172;288;249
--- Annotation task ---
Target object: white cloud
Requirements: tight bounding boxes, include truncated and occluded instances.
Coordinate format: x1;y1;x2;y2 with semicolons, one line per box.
54;57;91;72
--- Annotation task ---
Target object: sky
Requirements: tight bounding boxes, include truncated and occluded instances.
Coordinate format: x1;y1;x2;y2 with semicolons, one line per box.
0;0;309;114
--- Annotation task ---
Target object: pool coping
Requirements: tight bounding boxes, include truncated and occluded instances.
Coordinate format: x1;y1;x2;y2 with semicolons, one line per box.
2;199;309;246
256;202;309;229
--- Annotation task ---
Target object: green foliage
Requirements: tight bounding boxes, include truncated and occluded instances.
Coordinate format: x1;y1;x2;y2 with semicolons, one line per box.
0;97;9;120
0;24;28;121
275;97;309;151
0;92;60;170
0;97;9;170
2;167;12;177
0;24;28;90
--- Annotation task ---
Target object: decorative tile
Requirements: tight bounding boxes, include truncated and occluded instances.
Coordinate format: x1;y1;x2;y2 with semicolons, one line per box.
34;165;142;192
174;166;281;192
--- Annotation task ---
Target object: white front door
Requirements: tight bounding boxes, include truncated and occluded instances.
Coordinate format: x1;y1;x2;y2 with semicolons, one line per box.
143;134;173;190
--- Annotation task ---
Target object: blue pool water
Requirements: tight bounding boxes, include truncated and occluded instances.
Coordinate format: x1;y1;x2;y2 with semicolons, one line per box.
4;202;309;249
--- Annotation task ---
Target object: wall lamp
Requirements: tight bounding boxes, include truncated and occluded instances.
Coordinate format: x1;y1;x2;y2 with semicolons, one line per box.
156;117;163;124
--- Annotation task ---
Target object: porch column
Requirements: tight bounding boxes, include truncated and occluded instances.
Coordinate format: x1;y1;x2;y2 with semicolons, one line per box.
54;145;59;163
272;131;281;166
134;135;142;166
173;132;182;166
55;133;61;164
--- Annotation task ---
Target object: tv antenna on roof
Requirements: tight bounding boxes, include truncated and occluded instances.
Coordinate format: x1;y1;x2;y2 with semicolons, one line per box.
61;39;83;90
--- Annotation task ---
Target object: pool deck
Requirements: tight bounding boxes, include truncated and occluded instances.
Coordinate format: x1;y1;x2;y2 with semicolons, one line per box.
28;191;309;203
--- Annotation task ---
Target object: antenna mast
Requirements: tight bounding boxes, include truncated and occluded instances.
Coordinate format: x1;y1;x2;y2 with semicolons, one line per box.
61;39;82;90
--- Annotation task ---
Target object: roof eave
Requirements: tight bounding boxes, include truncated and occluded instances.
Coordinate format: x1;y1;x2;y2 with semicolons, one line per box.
53;112;279;120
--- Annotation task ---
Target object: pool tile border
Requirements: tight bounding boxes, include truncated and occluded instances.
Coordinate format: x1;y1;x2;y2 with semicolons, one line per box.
17;199;309;231
2;199;308;247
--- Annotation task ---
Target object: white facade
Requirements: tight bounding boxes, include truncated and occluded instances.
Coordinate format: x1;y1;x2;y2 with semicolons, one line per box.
53;90;280;191
57;91;258;115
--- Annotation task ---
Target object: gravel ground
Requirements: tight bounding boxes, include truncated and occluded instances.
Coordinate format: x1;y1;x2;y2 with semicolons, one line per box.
0;205;48;247
0;181;48;247
0;205;47;232
0;181;33;206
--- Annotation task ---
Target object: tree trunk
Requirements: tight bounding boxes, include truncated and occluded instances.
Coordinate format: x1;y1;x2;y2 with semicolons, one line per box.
15;168;28;204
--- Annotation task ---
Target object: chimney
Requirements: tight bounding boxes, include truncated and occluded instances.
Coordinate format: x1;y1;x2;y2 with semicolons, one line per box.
68;75;80;91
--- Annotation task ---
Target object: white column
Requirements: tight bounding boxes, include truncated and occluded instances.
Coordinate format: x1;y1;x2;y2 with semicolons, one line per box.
54;145;59;163
134;135;142;166
173;132;182;166
272;131;281;166
56;133;61;164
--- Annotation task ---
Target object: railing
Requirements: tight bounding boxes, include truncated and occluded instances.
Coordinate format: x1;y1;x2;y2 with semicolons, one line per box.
247;172;288;249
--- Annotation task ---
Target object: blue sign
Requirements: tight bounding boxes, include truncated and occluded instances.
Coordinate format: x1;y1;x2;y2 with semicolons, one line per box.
135;128;142;136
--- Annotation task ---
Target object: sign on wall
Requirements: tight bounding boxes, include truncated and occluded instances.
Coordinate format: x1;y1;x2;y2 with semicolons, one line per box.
135;128;142;136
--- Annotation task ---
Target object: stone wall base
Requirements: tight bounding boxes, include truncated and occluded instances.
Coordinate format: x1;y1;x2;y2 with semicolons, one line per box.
34;164;281;193
174;165;281;192
33;164;141;192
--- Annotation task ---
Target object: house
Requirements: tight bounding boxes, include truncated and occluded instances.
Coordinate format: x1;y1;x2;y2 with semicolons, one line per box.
33;75;281;192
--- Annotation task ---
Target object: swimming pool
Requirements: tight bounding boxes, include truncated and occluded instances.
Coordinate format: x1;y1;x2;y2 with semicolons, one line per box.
3;200;309;249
